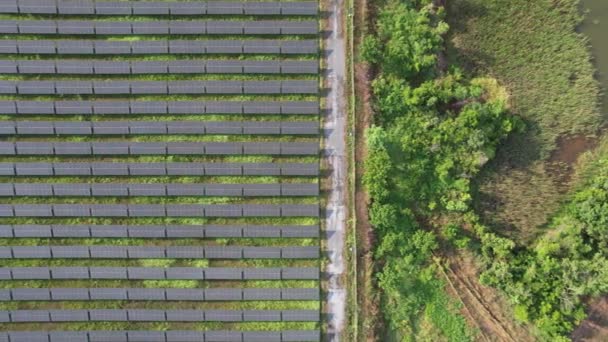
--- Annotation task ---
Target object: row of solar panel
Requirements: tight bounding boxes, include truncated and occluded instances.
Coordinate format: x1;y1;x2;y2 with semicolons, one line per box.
0;20;318;35
0;120;319;136
0;100;319;115
1;0;318;16
0;162;319;177
0;245;320;259
0;183;319;197
0;204;320;217
0;80;318;95
0;59;319;74
0;39;318;54
0;309;319;323
0;266;319;280
0;142;319;156
0;287;319;301
0;330;321;342
0;224;320;239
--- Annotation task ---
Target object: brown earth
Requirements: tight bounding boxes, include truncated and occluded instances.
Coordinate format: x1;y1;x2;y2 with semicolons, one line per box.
545;134;599;189
352;0;382;338
572;296;608;341
440;251;535;342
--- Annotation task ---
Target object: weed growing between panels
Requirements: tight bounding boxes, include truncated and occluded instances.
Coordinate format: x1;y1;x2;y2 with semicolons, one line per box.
0;2;321;336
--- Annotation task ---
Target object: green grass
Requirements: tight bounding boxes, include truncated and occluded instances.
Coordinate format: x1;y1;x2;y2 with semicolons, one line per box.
446;0;603;241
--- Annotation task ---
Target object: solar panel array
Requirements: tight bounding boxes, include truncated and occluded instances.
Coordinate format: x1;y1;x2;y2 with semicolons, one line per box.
0;0;321;340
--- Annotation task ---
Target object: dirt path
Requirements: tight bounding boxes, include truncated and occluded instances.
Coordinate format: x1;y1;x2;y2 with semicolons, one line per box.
323;0;348;339
442;252;534;342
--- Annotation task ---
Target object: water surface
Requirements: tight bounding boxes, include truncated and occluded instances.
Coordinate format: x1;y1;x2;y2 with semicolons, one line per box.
580;0;608;114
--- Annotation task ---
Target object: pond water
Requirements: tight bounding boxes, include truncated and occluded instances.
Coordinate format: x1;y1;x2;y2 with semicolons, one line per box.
580;0;608;114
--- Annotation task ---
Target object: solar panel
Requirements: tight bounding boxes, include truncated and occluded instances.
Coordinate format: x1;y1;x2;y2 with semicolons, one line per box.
95;40;132;54
132;1;169;15
205;80;243;94
132;61;167;74
243;101;281;114
205;288;241;301
128;184;166;197
205;101;242;114
130;142;167;155
282;310;319;322
18;20;54;34
281;225;320;238
243;288;281;300
166;225;206;238
7;332;48;342
282;21;318;35
167;121;206;134
49;331;88;342
165;267;204;280
132;81;168;94
51;245;90;258
167;60;205;74
166;331;205;342
11;310;50;322
165;289;204;301
204;204;242;217
58;20;95;34
129;162;166;176
282;162;319;176
244;142;281;155
50;309;89;322
95;1;132;15
207;1;243;15
17;81;53;95
282;80;318;94
244;21;281;35
205;39;241;54
205;310;242;322
51;288;89;301
128;309;166;322
243;225;281;238
282;330;321;342
281;39;318;54
204;268;243;280
132;21;169;35
52;204;91;217
166;246;204;259
282;288;320;300
128;246;166;258
202;225;242;238
89;309;127;321
89;267;127;279
94;61;130;74
12;267;50;279
0;0;16;13
89;245;127;258
92;121;128;135
56;80;93;95
169;2;206;16
18;40;55;54
169;40;206;54
204;163;242;175
93;101;130;115
93;81;130;95
206;60;242;74
244;81;281;94
132;40;168;54
128;331;166;342
243;247;281;259
243;61;280;74
89;288;128;300
55;121;92;135
165;310;204;322
243;184;281;197
17;60;54;74
15;121;53;135
91;162;129;176
166;184;205;196
128;288;165;301
281;204;319;217
14;204;53;217
52;224;90;237
55;101;92;115
205;331;242;342
204;246;242;259
243;163;280;176
281;183;319;196
282;2;319;15
207;20;243;34
93;142;130;155
12;288;50;301
169;21;206;35
127;267;165;280
243;331;281;341
282;267;319;280
242;121;281;134
50;267;88;279
58;1;94;15
91;225;127;238
244;2;280;15
56;60;93;74
244;267;281;280
166;204;204;217
89;331;128;342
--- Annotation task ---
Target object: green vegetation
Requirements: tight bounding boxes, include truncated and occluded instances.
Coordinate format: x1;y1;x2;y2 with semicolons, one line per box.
446;0;603;239
360;0;515;340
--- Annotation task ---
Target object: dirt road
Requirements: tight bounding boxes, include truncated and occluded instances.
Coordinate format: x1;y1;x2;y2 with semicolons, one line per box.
323;0;347;338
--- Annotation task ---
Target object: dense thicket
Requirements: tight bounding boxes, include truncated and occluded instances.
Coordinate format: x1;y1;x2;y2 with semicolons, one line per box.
363;1;608;340
361;0;515;339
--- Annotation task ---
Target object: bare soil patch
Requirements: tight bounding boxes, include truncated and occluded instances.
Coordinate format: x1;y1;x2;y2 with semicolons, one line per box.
546;134;599;188
572;296;608;341
441;251;534;342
